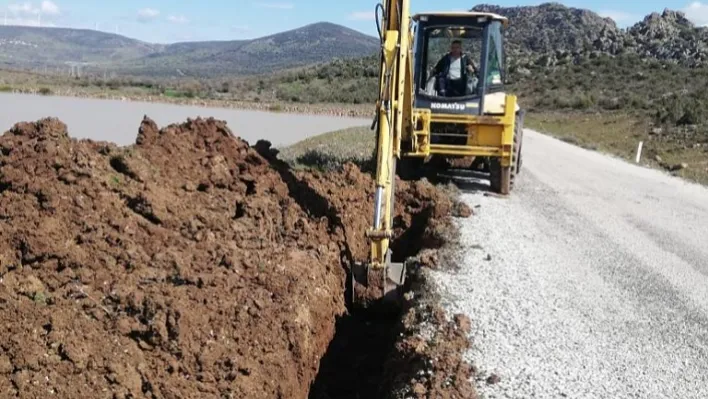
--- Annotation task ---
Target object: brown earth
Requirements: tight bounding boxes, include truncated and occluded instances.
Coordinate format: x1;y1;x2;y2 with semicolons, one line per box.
0;115;476;398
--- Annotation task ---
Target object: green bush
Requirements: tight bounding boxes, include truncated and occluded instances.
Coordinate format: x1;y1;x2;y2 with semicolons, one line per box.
656;94;707;126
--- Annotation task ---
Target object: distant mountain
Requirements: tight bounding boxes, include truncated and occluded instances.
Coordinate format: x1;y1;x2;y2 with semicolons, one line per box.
0;25;162;69
627;10;708;67
471;3;708;68
120;22;379;77
0;22;379;77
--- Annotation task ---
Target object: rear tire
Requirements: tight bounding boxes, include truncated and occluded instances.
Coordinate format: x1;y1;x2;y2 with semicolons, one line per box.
515;110;525;176
489;161;511;194
490;111;523;194
510;111;524;190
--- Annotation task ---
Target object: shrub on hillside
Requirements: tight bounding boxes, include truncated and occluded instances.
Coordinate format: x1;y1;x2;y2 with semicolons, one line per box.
656;94;707;126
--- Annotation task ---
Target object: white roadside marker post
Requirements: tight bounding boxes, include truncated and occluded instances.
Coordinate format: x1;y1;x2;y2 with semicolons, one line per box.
636;141;644;164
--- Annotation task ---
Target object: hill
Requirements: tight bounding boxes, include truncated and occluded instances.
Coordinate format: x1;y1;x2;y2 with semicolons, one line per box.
0;25;161;69
472;3;625;60
0;22;379;77
119;22;379;77
471;3;708;68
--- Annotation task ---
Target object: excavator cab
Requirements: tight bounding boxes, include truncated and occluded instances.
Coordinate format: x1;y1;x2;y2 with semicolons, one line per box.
414;13;505;106
401;12;523;194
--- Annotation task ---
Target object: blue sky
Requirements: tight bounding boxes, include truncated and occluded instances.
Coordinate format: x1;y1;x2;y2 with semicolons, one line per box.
2;0;707;43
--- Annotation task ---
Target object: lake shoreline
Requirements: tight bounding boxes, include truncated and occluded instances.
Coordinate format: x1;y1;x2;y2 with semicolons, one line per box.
0;92;370;147
1;88;373;119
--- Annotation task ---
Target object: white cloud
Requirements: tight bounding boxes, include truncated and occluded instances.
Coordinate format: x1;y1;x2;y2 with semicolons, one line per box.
8;2;37;15
137;7;160;23
683;1;708;26
7;1;59;15
255;2;294;10
5;1;61;26
348;11;374;21
167;15;188;24
41;0;59;15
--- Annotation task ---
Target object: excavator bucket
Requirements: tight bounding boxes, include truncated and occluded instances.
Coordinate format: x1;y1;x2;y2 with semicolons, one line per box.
350;257;406;310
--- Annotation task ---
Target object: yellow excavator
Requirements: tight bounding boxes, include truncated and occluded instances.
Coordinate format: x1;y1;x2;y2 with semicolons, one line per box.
352;1;523;307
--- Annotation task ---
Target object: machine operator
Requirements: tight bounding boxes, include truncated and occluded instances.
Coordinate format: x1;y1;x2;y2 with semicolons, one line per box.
431;40;478;97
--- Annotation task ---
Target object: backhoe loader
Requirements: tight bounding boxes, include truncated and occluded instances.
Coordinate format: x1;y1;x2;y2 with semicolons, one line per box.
352;1;524;307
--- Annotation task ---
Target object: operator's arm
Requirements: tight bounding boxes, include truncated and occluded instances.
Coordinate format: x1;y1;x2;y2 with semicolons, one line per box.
432;56;446;76
465;55;478;76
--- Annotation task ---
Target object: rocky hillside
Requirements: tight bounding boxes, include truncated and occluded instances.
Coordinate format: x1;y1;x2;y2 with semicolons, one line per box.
627;10;708;67
472;3;625;57
472;3;708;68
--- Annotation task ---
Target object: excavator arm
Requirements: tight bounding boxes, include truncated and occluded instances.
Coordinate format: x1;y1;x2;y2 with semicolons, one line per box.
351;0;414;309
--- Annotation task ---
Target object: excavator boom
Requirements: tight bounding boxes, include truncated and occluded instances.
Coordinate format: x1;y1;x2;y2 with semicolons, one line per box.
351;0;413;309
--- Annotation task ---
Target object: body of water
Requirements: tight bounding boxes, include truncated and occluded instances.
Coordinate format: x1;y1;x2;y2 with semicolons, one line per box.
0;93;370;147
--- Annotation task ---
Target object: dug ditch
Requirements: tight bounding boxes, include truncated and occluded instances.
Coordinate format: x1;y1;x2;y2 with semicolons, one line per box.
0;116;477;398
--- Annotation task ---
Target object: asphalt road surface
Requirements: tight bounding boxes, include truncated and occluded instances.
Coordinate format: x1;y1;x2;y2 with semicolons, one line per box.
431;129;708;398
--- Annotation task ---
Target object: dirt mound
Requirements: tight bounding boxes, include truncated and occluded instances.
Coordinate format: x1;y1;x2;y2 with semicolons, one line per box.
0;116;474;398
0;116;347;398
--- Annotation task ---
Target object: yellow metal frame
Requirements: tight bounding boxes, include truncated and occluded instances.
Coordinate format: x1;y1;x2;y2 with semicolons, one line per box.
366;0;413;269
412;11;509;26
405;94;517;167
362;0;518;295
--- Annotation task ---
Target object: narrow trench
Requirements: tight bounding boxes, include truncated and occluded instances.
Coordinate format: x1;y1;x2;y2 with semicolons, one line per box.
308;211;432;399
253;143;433;399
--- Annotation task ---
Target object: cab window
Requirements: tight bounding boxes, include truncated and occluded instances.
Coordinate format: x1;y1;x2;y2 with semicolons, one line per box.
485;25;503;86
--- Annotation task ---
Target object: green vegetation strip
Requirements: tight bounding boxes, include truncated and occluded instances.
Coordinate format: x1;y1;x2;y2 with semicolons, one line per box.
276;126;375;172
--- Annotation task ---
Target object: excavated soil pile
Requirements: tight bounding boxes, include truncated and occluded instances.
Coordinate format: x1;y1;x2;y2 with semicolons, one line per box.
0;116;474;399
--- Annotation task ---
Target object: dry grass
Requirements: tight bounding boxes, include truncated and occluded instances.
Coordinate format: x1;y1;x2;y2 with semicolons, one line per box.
276;126;375;171
527;111;708;185
526;111;649;156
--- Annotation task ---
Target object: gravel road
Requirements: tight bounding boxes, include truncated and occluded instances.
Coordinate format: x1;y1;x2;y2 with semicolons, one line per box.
430;129;708;398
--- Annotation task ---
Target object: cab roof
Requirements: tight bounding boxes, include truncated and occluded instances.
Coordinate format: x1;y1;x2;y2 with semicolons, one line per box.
412;11;508;27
